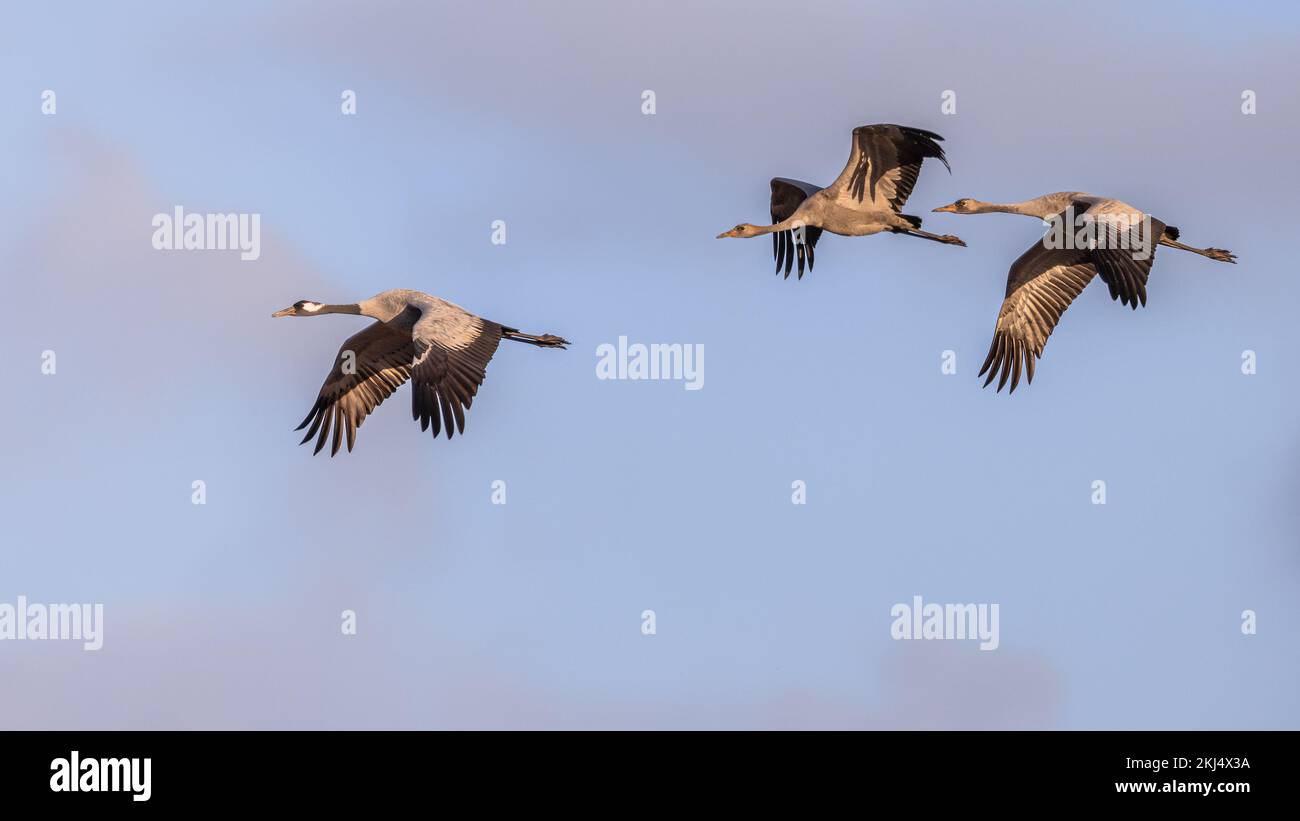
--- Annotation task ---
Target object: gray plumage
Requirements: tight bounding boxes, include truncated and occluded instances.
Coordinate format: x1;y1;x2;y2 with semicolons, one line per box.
931;193;1237;393
719;124;966;280
272;289;568;455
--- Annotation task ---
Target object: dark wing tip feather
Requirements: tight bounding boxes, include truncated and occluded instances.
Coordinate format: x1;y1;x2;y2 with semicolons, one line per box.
312;416;329;454
978;346;997;379
900;125;944;141
979;330;1041;396
294;401;319;431
996;349;1012;392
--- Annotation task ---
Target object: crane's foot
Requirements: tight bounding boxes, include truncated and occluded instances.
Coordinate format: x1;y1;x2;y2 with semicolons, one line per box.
941;235;967;247
1205;247;1237;263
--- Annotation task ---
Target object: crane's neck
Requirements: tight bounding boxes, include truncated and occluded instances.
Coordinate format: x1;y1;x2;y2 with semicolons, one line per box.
968;200;1053;218
751;216;804;236
968;193;1084;219
313;303;364;316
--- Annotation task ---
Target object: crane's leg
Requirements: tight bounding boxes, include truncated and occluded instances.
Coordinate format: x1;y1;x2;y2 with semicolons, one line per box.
502;328;570;348
893;227;967;247
1158;237;1236;263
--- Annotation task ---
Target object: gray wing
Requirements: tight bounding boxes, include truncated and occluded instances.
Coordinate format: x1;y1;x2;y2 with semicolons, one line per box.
1076;199;1165;309
979;239;1098;393
409;305;503;439
769;177;824;280
825;124;950;213
296;321;416;456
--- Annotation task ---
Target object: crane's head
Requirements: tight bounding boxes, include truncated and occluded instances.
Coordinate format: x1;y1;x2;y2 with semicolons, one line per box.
932;198;979;214
716;223;764;239
271;300;325;318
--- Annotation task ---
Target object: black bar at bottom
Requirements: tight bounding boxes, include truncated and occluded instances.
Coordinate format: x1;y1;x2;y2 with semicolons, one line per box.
0;730;1280;807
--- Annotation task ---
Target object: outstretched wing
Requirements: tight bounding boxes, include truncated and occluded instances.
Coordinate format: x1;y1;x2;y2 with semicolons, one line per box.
979;239;1098;394
1074;198;1166;309
296;321;416;456
769;177;824;280
826;124;950;213
409;305;504;439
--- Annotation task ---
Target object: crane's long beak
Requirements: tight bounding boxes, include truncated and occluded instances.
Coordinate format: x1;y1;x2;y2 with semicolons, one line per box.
932;203;958;213
271;307;296;318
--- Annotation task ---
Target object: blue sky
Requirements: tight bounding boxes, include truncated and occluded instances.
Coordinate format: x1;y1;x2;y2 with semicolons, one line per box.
0;0;1297;728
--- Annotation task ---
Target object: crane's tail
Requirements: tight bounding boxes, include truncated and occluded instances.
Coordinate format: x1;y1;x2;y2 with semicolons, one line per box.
502;327;570;348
